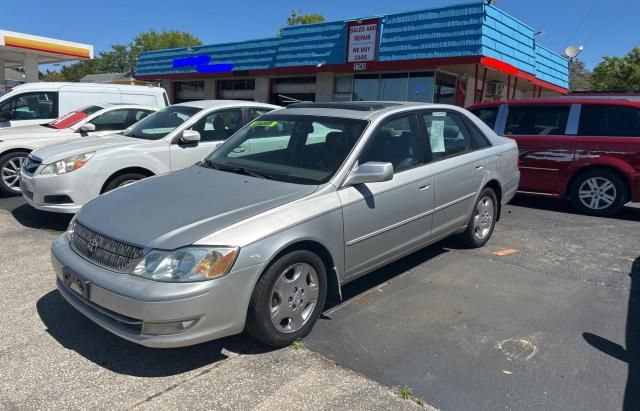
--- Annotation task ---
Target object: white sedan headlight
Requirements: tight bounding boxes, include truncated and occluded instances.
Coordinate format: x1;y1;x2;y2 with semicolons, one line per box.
131;247;239;282
40;152;94;175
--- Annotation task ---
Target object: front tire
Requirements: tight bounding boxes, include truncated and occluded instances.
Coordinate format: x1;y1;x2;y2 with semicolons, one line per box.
246;250;327;347
570;169;628;217
459;187;497;248
103;172;147;193
0;151;29;195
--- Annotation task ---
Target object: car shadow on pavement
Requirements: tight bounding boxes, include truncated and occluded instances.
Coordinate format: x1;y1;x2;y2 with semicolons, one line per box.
509;195;640;223
583;257;640;411
324;241;450;312
36;290;270;377
11;203;72;232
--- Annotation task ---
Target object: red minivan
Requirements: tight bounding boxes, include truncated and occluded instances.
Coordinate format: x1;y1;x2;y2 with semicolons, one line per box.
468;99;640;216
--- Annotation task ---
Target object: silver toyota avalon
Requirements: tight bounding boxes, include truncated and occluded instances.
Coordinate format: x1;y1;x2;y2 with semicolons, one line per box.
51;102;520;348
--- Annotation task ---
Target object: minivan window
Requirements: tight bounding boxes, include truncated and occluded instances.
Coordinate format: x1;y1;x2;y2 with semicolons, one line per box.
578;104;640;137
505;105;570;136
122;106;201;140
0;91;58;120
470;107;499;130
204;115;368;184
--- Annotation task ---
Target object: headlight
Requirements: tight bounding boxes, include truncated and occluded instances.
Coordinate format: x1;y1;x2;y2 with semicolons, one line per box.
66;215;77;241
40;152;94;175
131;246;239;282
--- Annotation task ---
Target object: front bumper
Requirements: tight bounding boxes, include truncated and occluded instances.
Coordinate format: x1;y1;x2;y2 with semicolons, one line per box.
51;235;265;348
20;169;100;214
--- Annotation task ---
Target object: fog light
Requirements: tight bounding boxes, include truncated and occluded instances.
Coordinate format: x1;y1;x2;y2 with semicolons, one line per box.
141;318;199;335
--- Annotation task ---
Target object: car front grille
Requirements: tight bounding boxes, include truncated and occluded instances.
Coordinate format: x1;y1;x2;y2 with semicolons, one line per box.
72;222;144;271
22;155;42;176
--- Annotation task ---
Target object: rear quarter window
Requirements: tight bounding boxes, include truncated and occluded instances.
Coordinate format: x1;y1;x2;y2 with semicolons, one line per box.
578;104;640;137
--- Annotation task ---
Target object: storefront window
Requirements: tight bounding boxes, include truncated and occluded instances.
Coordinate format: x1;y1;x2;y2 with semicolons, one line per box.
407;73;434;103
435;72;456;105
380;73;409;101
175;81;205;103
334;76;353;102
353;74;380;101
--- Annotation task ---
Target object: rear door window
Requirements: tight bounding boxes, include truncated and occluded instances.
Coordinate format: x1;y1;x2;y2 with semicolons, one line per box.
504;105;570;136
578;104;640;137
470;107;499;130
421;111;473;160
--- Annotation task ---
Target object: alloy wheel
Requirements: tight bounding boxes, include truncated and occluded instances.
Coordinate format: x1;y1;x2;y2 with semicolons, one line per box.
1;155;26;192
578;177;617;211
269;262;319;333
473;195;494;240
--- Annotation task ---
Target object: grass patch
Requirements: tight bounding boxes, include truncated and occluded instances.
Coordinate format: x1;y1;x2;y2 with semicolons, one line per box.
396;385;427;407
290;340;305;350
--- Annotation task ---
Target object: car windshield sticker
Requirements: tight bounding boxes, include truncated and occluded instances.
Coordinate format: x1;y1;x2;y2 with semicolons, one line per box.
251;120;279;127
430;120;446;153
432;112;447;117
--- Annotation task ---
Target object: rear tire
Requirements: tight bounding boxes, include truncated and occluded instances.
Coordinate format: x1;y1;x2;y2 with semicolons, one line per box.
0;151;29;195
459;187;497;248
570;169;628;217
246;250;327;348
103;173;147;193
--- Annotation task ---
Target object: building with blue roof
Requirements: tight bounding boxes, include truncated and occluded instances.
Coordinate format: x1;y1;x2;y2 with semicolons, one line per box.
136;1;569;106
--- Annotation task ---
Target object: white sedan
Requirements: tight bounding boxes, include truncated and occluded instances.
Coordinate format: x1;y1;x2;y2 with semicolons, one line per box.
0;104;159;194
20;100;279;213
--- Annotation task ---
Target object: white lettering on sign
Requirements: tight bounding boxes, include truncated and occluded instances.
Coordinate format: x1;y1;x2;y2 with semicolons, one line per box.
353;62;367;71
348;22;378;63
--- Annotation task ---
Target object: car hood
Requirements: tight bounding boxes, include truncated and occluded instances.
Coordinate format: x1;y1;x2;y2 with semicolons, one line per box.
0;124;68;139
32;134;146;162
76;166;318;250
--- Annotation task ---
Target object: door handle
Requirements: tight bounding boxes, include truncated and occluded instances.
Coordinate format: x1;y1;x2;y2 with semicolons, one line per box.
475;165;483;171
418;184;431;191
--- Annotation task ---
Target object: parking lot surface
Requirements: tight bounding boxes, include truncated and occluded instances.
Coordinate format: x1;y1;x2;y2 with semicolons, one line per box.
1;194;638;410
306;197;640;410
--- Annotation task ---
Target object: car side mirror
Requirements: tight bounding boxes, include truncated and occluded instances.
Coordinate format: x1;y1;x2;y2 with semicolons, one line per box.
343;162;394;187
0;111;12;122
79;123;96;132
180;129;201;144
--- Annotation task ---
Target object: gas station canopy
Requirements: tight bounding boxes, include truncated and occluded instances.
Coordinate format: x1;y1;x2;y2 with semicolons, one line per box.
0;29;93;84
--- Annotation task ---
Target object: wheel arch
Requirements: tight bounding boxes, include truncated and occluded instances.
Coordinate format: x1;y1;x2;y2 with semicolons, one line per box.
0;147;33;157
264;239;341;304
483;179;503;220
100;167;155;193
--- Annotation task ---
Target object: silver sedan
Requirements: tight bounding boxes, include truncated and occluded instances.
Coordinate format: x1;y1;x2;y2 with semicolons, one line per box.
51;102;520;348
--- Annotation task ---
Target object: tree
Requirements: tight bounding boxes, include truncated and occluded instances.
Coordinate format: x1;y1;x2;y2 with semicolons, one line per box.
286;10;326;26
568;58;592;92
592;47;640;92
40;30;202;82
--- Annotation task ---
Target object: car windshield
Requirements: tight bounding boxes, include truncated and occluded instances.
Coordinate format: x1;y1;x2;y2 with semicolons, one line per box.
121;106;201;140
46;105;104;129
203;115;369;185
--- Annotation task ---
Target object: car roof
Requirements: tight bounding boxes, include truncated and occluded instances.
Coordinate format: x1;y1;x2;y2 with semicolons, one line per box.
100;103;159;110
174;100;280;110
9;82;164;93
274;101;465;120
468;98;640;109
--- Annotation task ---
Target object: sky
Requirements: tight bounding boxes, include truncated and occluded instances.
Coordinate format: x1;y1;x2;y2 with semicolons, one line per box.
2;0;638;70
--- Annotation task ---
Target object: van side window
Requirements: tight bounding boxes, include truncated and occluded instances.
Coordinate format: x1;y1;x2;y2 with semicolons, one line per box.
0;92;58;120
422;111;473;160
470;107;499;130
504;105;570;136
579;104;640;137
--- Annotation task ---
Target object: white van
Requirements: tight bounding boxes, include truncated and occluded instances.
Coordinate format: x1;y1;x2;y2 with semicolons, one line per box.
0;82;169;128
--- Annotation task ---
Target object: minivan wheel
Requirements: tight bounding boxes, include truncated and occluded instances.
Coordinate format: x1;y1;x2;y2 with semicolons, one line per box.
570;169;628;217
246;250;327;348
0;151;29;195
103;173;147;193
459;187;497;248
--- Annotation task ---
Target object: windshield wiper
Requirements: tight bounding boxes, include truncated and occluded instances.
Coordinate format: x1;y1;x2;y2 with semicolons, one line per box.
204;160;272;180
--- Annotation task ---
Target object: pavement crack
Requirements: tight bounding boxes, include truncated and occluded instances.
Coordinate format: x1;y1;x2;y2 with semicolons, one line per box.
126;353;241;410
